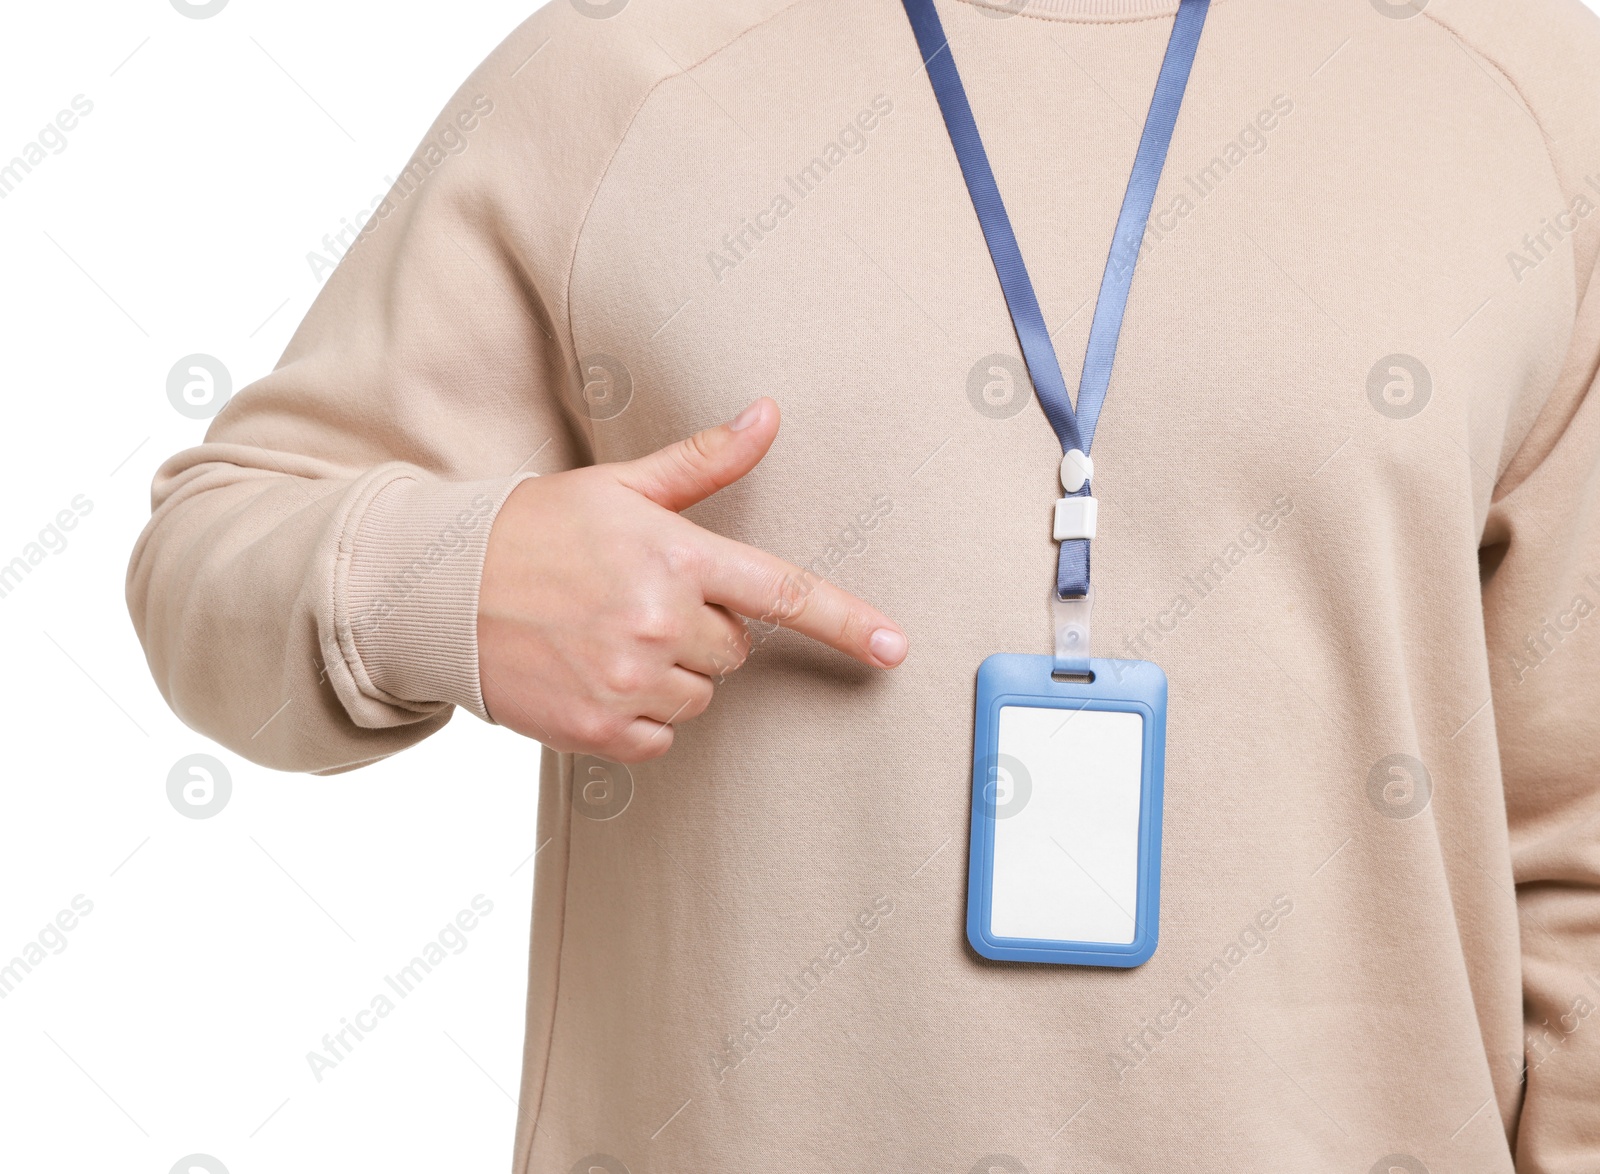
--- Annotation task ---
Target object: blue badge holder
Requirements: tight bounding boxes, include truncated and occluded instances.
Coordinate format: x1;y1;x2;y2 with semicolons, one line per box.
967;653;1167;967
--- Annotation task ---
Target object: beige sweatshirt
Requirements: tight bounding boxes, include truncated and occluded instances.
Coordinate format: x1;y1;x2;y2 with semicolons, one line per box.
128;0;1600;1169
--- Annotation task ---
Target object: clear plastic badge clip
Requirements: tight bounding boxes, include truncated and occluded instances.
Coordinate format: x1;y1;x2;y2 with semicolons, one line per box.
1052;588;1093;677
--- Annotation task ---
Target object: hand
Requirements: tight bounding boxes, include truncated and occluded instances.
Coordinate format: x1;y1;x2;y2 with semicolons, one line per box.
477;398;908;763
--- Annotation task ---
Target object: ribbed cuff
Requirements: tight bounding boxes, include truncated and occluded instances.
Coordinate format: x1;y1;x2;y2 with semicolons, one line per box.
334;472;534;721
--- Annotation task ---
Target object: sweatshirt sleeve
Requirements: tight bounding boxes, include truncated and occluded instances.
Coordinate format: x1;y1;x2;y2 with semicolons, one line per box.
127;6;635;774
1482;249;1600;1172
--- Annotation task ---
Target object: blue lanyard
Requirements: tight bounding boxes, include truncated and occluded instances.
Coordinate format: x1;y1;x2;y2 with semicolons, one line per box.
902;0;1209;600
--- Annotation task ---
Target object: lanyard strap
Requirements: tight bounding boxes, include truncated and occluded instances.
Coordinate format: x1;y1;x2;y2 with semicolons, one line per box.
902;0;1209;600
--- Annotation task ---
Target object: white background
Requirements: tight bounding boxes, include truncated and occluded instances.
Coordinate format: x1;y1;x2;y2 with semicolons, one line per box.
0;3;548;1172
3;2;1599;1173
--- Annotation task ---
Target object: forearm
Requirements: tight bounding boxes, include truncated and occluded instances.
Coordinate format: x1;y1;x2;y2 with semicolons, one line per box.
129;445;527;772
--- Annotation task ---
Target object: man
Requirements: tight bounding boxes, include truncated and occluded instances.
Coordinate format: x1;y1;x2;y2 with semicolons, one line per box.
128;0;1600;1170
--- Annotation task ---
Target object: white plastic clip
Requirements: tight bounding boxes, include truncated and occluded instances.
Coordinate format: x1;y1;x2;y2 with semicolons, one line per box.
1052;589;1093;676
1059;449;1093;493
1053;495;1098;541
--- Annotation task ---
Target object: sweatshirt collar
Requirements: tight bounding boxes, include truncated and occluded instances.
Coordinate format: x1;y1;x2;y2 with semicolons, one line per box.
958;0;1185;21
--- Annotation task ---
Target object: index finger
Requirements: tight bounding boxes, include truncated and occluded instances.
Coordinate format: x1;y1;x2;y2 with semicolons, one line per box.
694;532;908;669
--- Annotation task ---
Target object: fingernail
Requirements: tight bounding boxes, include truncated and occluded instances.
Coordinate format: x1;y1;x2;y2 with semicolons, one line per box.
728;399;764;431
868;628;907;666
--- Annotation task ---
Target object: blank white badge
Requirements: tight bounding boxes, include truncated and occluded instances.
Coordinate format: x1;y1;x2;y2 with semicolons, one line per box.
989;704;1145;945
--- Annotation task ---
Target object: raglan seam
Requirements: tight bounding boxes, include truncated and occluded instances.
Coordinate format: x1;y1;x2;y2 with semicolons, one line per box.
560;0;814;416
1419;11;1592;504
1422;10;1567;288
522;16;821;1161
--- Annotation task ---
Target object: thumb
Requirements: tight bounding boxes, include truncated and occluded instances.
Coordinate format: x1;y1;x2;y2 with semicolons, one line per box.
611;397;780;512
